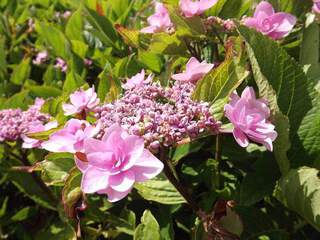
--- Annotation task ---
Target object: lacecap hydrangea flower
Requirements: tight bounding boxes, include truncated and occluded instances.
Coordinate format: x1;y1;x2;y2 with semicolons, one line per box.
179;0;218;18
140;2;173;33
224;87;277;151
122;69;153;90
243;1;296;40
78;124;164;202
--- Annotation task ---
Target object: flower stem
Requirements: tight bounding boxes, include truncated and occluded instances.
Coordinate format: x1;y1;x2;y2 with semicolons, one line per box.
159;148;200;214
214;135;222;189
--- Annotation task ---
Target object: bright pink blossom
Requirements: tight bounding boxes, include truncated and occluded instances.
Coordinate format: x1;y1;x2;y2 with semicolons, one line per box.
62;87;100;116
79;124;164;202
243;1;296;40
22;121;58;149
313;0;320;13
123;69;153;89
224;87;277;151
141;2;173;33
172;57;214;83
42;119;100;153
179;0;218;18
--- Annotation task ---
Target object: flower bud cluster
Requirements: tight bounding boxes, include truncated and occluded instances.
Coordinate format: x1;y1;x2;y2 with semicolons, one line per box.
95;81;221;153
0;99;50;142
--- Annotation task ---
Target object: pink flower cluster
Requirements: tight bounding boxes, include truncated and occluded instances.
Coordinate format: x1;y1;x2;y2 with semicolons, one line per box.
95;80;221;153
0;99;50;142
243;1;296;40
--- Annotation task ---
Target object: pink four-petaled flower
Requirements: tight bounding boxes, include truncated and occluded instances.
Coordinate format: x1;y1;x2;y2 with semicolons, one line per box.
179;0;218;18
172;57;214;83
140;2;173;33
63;87;100;116
123;69;153;89
78;124;164;202
224;87;277;151
243;1;296;40
42;119;100;153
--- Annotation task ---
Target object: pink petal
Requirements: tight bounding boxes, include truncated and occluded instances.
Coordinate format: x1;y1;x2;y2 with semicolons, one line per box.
99;186;132;202
87;152;114;170
243;17;260;29
108;170;135;192
122;135;145;171
186;57;201;70
81;167;109;193
171;73;190;81
75;156;88;173
132;150;164;182
44;121;58;131
62;103;78;115
84;138;109;154
254;1;275;18
233;128;249;148
267;13;296;39
102;124;129;143
199;0;218;12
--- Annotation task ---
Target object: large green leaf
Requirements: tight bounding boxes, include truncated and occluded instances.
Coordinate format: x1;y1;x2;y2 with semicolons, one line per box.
134;210;161;240
238;26;313;173
7;171;56;210
35;221;77;240
274;167;320;231
65;7;84;41
134;174;186;204
192;58;248;103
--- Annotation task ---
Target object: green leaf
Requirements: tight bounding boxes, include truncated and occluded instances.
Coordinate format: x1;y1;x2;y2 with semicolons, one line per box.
192;58;248;103
240;155;280;206
36;22;71;59
39;153;74;186
115;25;150;50
7;171;56;210
65;7;84;41
63;70;85;94
10;58;31;85
134;174;186;204
27;126;62;141
238;25;312;140
11;207;36;222
238;26;313;173
35;221;77;240
274;167;320;231
2;90;31;110
29;86;62;98
300;13;320;81
166;5;205;37
171;141;205;165
62;168;82;218
134;210;161;240
84;7;120;50
218;205;244;237
148;32;188;56
138;51;163;73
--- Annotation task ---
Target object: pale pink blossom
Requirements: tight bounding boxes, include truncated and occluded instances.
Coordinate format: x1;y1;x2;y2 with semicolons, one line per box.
313;0;320;13
62;87;100;116
224;87;277;151
243;1;296;40
63;11;72;19
79;124;164;202
33;51;48;65
42;119;100;153
141;2;173;33
179;0;218;18
123;69;153;89
22;121;58;149
171;57;214;83
54;58;68;72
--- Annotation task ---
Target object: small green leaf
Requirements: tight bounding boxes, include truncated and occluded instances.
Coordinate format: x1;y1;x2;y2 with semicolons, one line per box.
10;58;31;85
62;168;82;218
39;153;75;186
138;51;163;73
134;210;161;240
134;174;186;204
29;86;62;98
